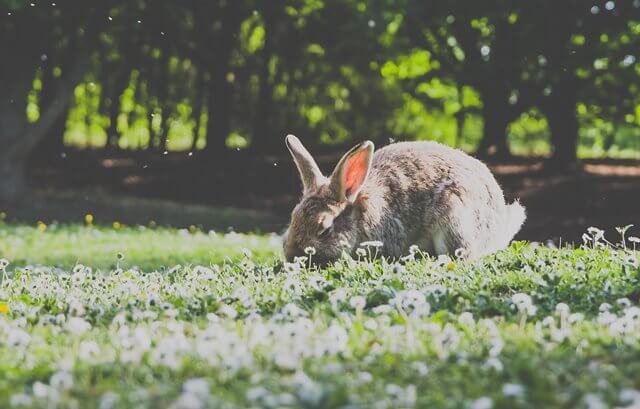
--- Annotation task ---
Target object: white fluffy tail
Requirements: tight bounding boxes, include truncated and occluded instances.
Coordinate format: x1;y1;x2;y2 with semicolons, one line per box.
499;200;526;247
484;200;526;254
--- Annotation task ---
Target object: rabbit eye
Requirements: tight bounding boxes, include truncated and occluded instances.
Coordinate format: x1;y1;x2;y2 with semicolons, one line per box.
318;226;332;238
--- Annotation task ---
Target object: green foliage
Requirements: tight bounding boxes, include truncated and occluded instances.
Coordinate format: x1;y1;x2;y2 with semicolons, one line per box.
5;0;640;161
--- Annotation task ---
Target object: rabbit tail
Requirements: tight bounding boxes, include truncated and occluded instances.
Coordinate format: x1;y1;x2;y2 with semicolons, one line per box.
495;200;526;249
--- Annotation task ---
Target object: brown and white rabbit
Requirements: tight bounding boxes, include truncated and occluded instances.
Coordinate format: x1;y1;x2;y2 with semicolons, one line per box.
283;134;525;264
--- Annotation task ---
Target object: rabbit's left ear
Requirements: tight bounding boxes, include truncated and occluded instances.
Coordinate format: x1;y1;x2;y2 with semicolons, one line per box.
330;141;374;203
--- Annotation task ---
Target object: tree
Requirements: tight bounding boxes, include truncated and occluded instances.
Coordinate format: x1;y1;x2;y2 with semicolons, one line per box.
0;0;112;203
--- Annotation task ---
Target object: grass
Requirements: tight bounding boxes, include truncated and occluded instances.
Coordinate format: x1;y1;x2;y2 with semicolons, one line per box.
0;224;282;271
1;224;640;408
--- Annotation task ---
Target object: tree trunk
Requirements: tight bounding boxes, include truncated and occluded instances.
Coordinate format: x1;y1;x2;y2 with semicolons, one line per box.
190;68;206;152
107;68;131;148
476;90;512;160
0;89;31;204
0;157;27;206
545;80;580;168
251;1;277;154
29;106;70;160
202;1;244;156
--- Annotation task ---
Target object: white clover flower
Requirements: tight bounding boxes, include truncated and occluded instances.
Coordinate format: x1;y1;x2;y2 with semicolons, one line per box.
349;295;366;311
284;262;300;275
355;248;367;258
281;303;307;319
307;275;328;291
329;288;349;307
599;302;612;312
357;371;373;384
511;293;536;316
555;303;570;315
304;246;317;256
584;393;606;409
49;371;73;391
470;397;493;409
7;328;31;347
293;256;308;265
435;254;452;267
10;393;32;407
392;290;430;317
169;392;204;409
484;357;504;371
502;383;525;397
569;313;584;324
619;389;640;405
411;361;429;376
98;392;119;409
32;382;50;399
542;316;556;327
617;297;632;307
273;350;300;370
587;227;605;241
0;258;9;269
217;304;238;319
65;317;91;336
629;236;640;244
183;378;209;399
79;340;101;362
246;386;270;402
458;312;475;326
409;244;420;255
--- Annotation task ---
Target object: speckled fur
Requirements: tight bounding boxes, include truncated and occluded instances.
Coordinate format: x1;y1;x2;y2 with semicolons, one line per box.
284;138;526;263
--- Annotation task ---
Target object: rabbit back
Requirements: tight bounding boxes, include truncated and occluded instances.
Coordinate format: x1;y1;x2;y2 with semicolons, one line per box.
362;141;524;258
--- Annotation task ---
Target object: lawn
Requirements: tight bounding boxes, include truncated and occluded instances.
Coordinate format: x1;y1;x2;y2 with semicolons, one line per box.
1;224;640;408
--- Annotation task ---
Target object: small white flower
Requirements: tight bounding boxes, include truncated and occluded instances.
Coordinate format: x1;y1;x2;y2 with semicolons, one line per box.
349;296;366;311
587;227;605;241
304;246;316;256
49;371;74;391
79;340;101;362
502;383;525;397
183;378;209;399
470;396;493;409
99;392;119;409
458;312;475;326
217;304;238;319
65;317;91;336
10;393;32;407
584;393;606;409
555;303;570;315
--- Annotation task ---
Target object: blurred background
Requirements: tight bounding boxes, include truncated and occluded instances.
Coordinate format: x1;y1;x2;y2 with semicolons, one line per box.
1;0;639;242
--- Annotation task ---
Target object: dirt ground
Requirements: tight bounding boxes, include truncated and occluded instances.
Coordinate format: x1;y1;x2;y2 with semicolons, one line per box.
18;150;640;243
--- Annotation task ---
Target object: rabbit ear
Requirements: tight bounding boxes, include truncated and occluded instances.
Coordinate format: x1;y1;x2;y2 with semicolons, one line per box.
285;134;324;192
330;141;374;203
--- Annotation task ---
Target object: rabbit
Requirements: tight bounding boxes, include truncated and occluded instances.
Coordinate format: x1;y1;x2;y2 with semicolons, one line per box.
283;134;526;265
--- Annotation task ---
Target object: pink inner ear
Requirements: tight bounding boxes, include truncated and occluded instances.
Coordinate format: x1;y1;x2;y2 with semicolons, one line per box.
343;150;369;197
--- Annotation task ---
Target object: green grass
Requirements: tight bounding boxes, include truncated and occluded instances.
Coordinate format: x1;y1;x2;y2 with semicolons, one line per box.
0;224;281;271
1;224;640;408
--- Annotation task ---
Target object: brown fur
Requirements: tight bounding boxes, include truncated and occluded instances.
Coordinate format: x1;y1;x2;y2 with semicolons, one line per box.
283;135;526;263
